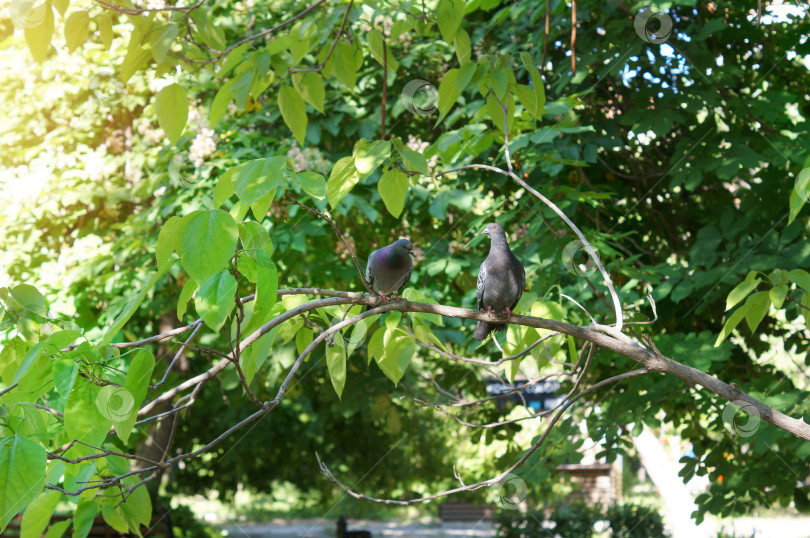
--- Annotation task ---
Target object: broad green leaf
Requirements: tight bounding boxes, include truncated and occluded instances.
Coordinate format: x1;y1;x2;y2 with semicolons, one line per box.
377;169;409;218
251;189;276;221
24;3;54;63
367;29;399;72
119;26;151;83
231;68;254;109
376;334;415;386
103;263;173;346
715;304;748;345
454;28;471;64
213;165;235;207
744;291;770;333
156;216;181;270
367;327;385;365
96;14;113;50
243;330;275;385
0;435;47;532
64;379;111;447
292;72;325;113
279;85;308;146
398;147;429;175
175;209;238;284
154;83;188;145
0;338;26;385
114;349;155;443
177;278;197;320
52;0;68;15
294;171;327;199
52;358;79;398
12;343;44;384
437;68;461;123
119;477;152;531
333;41;358;88
101;504;129;534
492;67;509;100
252;251;278;328
725;277;760;311
44;520;70;538
72;497;98;538
195;271;237;332
226;157;285;207
64;10;89;53
45;330;82;351
519;52;546;118
437;0;465;43
326;338;346;398
10;284;47;317
788;269;810;293
240;221;274;257
485;92;515;132
327;156;359;208
514;83;537;118
770;284;788;309
209;78;234;126
20;489;60;538
354;139;391;177
149;22;178;64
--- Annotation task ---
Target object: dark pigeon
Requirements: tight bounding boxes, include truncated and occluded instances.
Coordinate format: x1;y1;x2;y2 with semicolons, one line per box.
365;238;414;302
473;223;525;341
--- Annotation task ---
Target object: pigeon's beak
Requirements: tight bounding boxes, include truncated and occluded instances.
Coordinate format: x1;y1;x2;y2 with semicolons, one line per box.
480;229;488;236
408;249;415;257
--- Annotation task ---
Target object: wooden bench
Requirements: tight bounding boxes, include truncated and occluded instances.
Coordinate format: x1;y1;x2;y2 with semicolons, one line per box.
438;501;494;522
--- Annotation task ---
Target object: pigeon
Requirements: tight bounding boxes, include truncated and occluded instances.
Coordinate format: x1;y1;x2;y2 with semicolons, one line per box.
473;223;525;341
365;238;415;303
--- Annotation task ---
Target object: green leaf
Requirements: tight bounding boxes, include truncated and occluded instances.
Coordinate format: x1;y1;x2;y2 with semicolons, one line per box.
72;497;98;538
226;157;285;207
519;51;545;118
52;358;78;398
119;26;151;83
725;276;760;311
354;139;391;177
486;91;515;132
43;520;70;538
292;72;325;114
514;83;537;118
213;166;235;207
156;216;181;270
377;169;409;218
101;504;129;534
240;221;274;257
177;278;197;320
294;171;327;199
436;62;476;123
376;334;415;386
0;435;47;532
367;29;399;72
209;78;234;126
279;85;308;146
769;284;788;309
327;156;359;208
20;489;59;538
715;304;748;346
251;189;276;221
453;27;471;64
119;477;152;531
437;0;465;43
24;3;54;63
491;67;509;100
398;147;429;175
788;269;810;293
149;22;178;64
52;0;69;15
195;271;238;332
9;284;47;317
252;251;278;328
333;41;358;88
231;68;254;109
744;291;770;334
154;83;188;145
326;339;346;398
96;14;113;50
175;210;239;285
114;349;155;443
64;379;111;447
64;10;89;53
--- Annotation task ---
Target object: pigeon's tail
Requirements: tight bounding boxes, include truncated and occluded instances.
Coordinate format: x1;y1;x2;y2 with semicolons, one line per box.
473;321;506;340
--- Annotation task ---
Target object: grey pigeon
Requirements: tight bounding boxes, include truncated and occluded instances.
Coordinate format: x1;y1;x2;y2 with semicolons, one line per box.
473;223;525;340
365;238;414;302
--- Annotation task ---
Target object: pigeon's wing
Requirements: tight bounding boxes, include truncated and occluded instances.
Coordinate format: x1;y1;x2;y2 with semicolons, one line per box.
510;254;526;310
395;263;412;296
476;262;487;310
365;251;377;291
